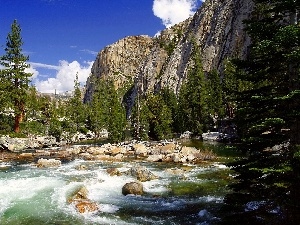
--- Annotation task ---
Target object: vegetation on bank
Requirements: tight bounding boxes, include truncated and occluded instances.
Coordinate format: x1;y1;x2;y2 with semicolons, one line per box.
0;20;233;143
0;2;300;223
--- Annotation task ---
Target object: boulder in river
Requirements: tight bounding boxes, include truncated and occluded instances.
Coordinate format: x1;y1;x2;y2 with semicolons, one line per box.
68;186;99;213
75;201;99;213
124;166;158;182
122;182;144;196
106;167;122;176
37;158;61;167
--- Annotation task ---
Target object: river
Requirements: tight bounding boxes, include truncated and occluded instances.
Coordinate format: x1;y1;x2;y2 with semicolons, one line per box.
0;141;241;225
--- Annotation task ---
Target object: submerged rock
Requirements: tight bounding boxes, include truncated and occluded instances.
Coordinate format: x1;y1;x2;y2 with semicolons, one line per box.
124;166;158;182
106;167;122;176
122;182;144;196
75;201;99;213
37;158;61;167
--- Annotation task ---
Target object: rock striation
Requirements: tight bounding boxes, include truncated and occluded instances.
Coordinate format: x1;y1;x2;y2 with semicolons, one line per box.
84;35;153;102
84;0;254;107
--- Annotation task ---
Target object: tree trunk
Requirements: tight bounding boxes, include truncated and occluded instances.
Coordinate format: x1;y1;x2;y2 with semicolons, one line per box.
14;101;25;133
14;113;23;133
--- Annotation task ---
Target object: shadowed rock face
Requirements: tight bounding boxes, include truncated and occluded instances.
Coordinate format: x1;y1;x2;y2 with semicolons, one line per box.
84;0;254;112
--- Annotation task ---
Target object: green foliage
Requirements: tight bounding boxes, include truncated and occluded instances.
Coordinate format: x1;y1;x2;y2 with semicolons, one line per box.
146;94;173;140
207;69;225;118
88;78;126;143
160;87;179;132
0;20;32;133
106;81;126;143
66;73;86;134
0;114;14;134
177;42;211;135
222;1;300;224
131;92;173;141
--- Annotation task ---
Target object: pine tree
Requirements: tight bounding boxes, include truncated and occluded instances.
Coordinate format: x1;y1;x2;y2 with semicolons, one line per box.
0;20;32;133
88;78;126;142
160;87;179;133
222;1;300;224
67;73;86;133
106;79;126;143
177;42;210;135
87;77;109;139
146;93;173;140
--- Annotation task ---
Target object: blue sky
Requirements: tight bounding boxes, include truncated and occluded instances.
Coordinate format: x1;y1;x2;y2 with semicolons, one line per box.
0;0;203;93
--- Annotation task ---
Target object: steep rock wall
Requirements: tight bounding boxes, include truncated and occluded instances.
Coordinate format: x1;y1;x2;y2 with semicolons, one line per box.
84;0;254;105
84;35;153;102
138;0;254;95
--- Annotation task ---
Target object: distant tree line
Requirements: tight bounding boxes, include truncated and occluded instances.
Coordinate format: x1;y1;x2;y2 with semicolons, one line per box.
1;19;237;142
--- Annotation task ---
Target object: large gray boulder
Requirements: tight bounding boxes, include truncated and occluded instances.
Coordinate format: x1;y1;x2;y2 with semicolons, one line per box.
122;182;144;196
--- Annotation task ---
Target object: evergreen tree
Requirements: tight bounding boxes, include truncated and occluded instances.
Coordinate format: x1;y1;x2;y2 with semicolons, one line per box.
0;20;32;133
67;73;86;133
106;80;126;143
207;69;224;120
146;93;173;140
131;97;150;140
88;78;126;142
88;77;110;139
222;1;300;224
160;87;179;133
177;42;210;135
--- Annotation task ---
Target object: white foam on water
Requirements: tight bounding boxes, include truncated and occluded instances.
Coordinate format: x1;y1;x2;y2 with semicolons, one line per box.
198;195;224;203
87;169;136;203
0;175;63;216
212;163;228;169
143;179;169;194
99;203;120;213
0;162;11;168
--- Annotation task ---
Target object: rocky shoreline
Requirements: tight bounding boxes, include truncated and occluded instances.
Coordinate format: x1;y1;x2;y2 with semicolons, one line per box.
0;137;216;165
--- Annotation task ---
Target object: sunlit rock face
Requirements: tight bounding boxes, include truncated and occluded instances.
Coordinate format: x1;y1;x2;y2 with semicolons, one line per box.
83;35;153;103
84;0;254;109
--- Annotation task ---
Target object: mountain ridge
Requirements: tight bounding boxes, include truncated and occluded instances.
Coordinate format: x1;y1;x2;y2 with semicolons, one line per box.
84;0;254;104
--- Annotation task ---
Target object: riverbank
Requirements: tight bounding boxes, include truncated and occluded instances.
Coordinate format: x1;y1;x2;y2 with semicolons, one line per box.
0;139;216;166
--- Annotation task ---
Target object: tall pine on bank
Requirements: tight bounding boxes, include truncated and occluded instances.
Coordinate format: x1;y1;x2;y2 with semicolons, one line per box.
0;20;32;133
222;1;300;224
67;73;86;133
88;78;126;142
178;41;210;135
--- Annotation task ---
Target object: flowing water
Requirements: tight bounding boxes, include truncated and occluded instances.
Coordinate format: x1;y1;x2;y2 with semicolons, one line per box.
0;142;240;225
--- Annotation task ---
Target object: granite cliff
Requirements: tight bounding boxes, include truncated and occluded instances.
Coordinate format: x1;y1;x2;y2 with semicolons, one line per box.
84;0;254;105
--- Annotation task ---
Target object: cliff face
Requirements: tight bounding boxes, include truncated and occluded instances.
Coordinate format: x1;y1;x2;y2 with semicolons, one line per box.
84;0;254;103
83;35;153;102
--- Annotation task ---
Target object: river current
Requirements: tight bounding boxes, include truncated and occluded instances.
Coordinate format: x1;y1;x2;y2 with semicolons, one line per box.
0;142;235;225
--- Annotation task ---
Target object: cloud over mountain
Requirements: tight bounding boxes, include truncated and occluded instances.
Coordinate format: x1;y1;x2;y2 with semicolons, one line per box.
152;0;199;28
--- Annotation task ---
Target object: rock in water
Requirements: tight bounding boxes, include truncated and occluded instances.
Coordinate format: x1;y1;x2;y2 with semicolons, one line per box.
75;201;99;213
37;158;61;167
106;167;121;176
68;186;99;213
122;182;144;196
124;166;158;182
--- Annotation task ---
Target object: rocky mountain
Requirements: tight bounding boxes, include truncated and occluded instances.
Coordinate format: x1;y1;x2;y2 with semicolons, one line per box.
84;0;254;106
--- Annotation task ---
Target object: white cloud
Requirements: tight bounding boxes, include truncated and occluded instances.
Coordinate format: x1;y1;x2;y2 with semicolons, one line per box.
31;60;93;94
153;0;199;28
25;66;39;80
29;62;59;70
